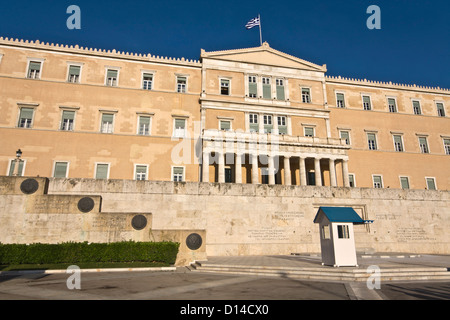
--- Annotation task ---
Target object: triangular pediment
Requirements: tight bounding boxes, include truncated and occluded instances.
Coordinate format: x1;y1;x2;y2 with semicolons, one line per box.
201;42;326;72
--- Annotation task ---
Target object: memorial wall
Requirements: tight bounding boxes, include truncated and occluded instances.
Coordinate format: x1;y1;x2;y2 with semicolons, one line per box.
0;176;448;265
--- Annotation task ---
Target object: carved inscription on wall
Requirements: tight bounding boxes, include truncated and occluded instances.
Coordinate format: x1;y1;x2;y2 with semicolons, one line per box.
248;229;289;241
396;227;436;242
90;215;128;230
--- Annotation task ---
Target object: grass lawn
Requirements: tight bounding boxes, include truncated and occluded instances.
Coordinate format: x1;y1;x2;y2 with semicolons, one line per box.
0;261;171;271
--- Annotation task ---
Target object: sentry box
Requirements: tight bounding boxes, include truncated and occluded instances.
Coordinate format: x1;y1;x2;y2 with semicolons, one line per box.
313;207;373;267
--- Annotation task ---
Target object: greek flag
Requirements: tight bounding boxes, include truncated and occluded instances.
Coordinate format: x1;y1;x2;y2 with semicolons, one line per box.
245;17;260;29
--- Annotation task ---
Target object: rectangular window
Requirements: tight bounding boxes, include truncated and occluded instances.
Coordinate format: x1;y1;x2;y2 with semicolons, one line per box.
95;164;109;179
142;73;153;90
436;103;446;117
135;165;147;181
276;79;285;100
393;135;403;152
302;88;311;103
336;93;345;108
337;225;350;239
138;116;151;136
8;160;25;176
220;120;231;131
304;127;314;137
249;113;259;132
413;101;421;115
262;77;271;99
444;139;450;155
248;76;257;98
373;175;383;188
18;107;34;128
363;96;371;110
27;61;41;79
106;69;118;86
367;133;377;150
388;98;397;113
54;162;68;178
426;177;436;190
400;177;410;190
101;113;114;133
60;110;75;131
340;131;350;145
177;76;187;93
174;118;186;137
68;65;81;83
220;79;230;95
172;167;184;182
419;137;429;153
322;225;330;240
349;174;355;187
277;116;287;135
263;115;272;133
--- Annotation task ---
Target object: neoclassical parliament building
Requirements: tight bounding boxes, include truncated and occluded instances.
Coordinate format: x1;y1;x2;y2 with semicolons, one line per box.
1;37;449;191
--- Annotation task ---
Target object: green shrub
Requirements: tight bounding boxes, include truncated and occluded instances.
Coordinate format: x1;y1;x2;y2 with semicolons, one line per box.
0;241;179;265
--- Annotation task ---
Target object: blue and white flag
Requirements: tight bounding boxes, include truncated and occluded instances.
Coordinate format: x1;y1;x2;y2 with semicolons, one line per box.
245;17;260;29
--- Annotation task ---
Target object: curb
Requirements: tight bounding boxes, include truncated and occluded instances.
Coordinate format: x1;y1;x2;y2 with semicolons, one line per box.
0;266;177;275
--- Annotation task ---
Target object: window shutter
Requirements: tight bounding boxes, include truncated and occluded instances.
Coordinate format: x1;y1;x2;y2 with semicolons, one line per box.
63;110;75;120
220;121;230;130
173;167;183;175
373;176;382;184
249;83;257;96
419;137;427;145
263;83;271;99
107;69;118;78
9;160;24;176
20;108;34;120
426;178;436;190
54;162;68;178
305;127;314;136
175;119;185;129
400;177;409;189
102;114;114;123
136;165;146;174
96;164;108;179
276;85;285;100
69;65;80;76
29;62;41;70
394;135;402;144
139;116;150;126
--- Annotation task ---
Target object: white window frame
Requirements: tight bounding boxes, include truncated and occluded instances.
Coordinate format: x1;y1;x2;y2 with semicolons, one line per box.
339;130;351;145
172;165;185;182
387;96;398;113
412;99;422;115
172;117;187;138
372;174;383;189
362;94;372;111
66;62;83;84
137;114;153;136
399;176;410;190
443;137;450;155
100;111;116;134
134;164;149;181
0;54;3;64
176;74;188;93
301;87;311;104
59;108;77;131
52;161;70;178
6;159;27;176
219;119;232;131
425;177;437;190
304;126;315;137
392;134;405;152
141;70;155;90
219;77;231;96
335;91;345;108
94;162;110;180
367;132;378;150
348;173;356;187
17;105;37;129
417;136;429;154
26;58;45;79
435;101;446;117
105;67;120;87
248;75;257;98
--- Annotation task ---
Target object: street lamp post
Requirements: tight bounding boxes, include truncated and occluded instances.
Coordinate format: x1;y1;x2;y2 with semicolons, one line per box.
13;149;23;176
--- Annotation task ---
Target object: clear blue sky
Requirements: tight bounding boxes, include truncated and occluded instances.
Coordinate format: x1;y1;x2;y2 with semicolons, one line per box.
1;0;449;88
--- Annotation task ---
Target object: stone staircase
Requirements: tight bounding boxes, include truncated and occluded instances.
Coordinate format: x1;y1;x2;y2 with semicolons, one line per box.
189;261;450;282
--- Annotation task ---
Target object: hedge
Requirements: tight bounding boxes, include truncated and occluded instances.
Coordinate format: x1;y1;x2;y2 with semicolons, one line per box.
0;241;180;265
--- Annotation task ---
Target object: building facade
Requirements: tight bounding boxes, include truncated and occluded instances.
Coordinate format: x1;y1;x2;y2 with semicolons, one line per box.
0;37;449;190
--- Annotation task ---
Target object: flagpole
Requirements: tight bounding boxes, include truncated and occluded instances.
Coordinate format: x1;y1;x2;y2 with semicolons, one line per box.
258;14;263;45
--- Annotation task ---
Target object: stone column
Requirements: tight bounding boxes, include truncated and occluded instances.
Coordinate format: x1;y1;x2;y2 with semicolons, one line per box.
251;153;259;184
202;151;209;182
299;156;307;186
329;158;337;187
284;156;291;186
342;159;350;187
235;153;242;184
314;158;322;186
218;152;225;183
268;155;275;185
